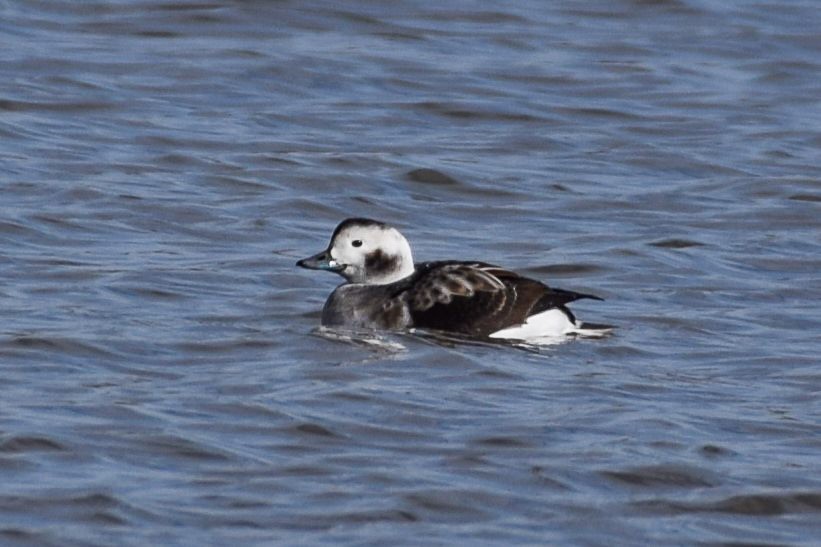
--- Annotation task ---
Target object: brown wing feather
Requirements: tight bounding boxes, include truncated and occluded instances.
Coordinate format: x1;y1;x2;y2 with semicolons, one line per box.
388;261;602;337
396;262;512;336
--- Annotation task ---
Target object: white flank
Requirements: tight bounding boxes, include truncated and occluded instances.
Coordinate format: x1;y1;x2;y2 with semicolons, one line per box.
489;308;612;341
489;308;576;340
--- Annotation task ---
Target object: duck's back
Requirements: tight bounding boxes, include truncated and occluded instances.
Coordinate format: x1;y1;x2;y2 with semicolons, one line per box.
395;261;600;337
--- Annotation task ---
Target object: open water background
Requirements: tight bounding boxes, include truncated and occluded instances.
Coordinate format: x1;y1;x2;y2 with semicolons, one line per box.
1;1;820;545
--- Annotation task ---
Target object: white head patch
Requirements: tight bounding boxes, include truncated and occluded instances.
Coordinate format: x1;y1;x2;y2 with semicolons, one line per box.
328;219;415;284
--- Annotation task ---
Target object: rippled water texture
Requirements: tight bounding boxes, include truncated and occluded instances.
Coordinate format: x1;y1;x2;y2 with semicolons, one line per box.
1;1;820;545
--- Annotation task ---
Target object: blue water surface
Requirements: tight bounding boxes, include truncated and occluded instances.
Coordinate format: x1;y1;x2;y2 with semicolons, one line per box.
1;1;820;545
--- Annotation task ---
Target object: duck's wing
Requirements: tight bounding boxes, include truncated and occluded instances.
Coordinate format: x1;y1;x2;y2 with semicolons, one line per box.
386;261;603;337
395;262;507;336
377;262;515;336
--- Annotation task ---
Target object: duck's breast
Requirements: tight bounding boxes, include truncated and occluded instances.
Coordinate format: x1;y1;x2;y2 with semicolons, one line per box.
321;284;411;330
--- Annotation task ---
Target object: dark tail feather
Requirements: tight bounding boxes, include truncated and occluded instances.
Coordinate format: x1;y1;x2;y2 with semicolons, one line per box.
550;287;604;303
533;288;604;317
575;292;603;302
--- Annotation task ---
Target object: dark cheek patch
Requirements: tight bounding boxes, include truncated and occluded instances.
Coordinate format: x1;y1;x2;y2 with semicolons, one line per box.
365;249;399;276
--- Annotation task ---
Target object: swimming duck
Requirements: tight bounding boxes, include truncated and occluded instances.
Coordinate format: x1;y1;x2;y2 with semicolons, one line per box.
296;218;611;341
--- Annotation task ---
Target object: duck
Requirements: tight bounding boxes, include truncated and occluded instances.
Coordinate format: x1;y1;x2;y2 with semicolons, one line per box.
296;218;611;341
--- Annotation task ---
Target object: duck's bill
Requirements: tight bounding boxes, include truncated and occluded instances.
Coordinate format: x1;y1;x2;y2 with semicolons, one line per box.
296;249;345;272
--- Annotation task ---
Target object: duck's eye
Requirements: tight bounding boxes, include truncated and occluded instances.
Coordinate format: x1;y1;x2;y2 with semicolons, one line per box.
351;240;363;248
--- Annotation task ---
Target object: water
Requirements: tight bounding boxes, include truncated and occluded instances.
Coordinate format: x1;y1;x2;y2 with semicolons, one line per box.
2;1;820;545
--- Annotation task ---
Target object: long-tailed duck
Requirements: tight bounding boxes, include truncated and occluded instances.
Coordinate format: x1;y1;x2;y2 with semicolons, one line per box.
296;218;611;342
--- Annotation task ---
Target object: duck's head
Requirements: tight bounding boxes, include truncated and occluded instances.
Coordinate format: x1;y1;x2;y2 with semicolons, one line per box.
296;218;415;284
